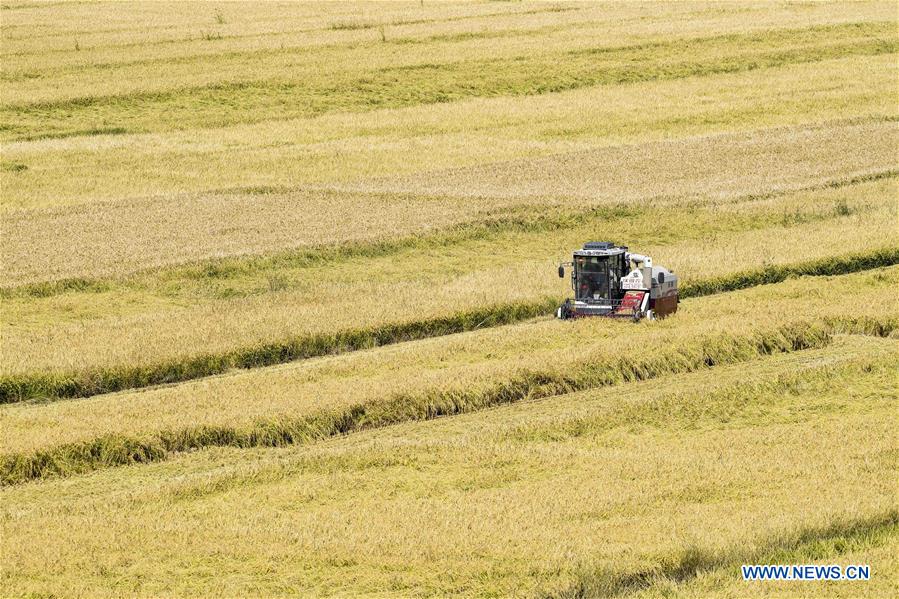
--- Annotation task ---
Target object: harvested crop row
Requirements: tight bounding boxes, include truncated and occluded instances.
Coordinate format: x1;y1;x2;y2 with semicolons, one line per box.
2;4;620;102
2;203;645;298
0;297;558;404
0;321;839;485
1;327;894;487
1;249;895;404
2;336;894;596
4;20;893;139
5;168;892;300
2;268;896;483
2;1;588;65
2;178;894;393
7;1;877;74
4;119;894;285
5;52;893;211
5;3;897;596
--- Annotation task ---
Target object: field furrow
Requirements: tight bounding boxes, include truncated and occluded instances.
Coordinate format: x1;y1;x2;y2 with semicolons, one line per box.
3;170;896;301
1;248;896;404
2;171;895;398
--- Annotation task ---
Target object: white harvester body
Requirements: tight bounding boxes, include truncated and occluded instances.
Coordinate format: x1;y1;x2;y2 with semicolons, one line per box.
556;242;678;321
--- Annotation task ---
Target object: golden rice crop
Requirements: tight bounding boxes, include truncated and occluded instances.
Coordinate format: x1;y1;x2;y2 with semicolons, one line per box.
5;3;889;108
1;336;894;596
3;120;895;286
2;267;895;475
1;179;894;389
7;1;885;71
630;530;898;599
1;1;577;63
18;19;890;143
2;2;897;596
3;52;893;211
329;119;897;201
1;3;607;96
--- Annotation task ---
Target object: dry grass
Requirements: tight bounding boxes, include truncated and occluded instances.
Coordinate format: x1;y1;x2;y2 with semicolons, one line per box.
1;335;894;596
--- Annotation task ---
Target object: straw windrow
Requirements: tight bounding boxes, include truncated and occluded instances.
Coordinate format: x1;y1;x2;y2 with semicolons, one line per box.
4;317;896;485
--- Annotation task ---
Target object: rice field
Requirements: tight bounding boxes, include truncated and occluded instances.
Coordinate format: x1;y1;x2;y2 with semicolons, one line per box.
3;333;896;596
1;1;897;597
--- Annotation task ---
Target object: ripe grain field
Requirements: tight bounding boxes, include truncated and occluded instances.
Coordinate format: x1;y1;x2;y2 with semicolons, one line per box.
1;1;897;597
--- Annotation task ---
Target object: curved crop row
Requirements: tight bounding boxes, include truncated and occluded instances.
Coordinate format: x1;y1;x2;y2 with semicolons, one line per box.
1;248;896;405
7;319;892;485
0;297;558;404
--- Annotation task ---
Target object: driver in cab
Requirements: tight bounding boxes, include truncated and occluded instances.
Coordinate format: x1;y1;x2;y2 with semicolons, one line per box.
577;257;615;301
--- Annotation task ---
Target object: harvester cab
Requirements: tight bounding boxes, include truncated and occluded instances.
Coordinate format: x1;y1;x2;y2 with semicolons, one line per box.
556;242;678;321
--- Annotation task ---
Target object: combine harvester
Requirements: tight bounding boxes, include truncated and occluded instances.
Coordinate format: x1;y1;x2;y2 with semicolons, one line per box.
557;241;678;321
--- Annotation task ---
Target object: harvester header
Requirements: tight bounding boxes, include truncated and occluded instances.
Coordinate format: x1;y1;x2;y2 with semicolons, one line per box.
557;241;678;320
